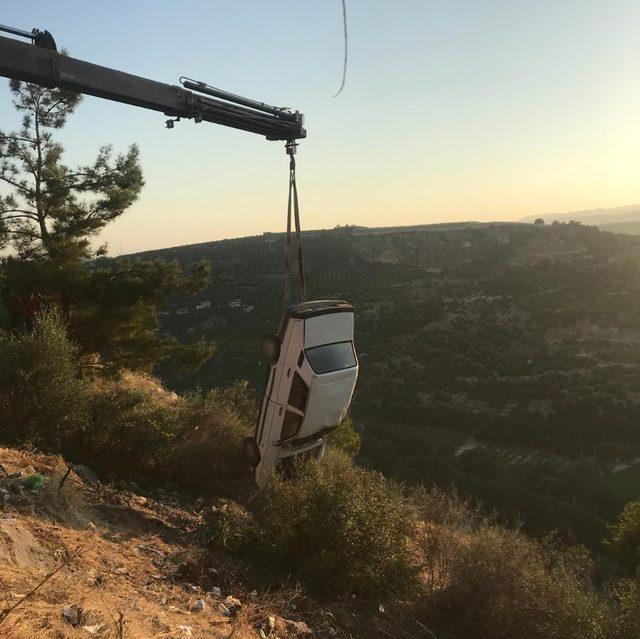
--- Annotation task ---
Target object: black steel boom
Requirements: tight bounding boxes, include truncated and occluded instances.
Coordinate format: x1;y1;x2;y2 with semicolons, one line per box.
0;30;305;141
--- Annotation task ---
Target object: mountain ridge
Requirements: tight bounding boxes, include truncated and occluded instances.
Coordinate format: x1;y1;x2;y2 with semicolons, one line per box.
520;202;640;226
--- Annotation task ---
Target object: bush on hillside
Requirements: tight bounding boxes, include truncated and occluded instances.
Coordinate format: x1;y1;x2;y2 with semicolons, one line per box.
204;498;262;558
327;414;361;457
0;314;86;451
81;376;254;492
168;388;253;494
410;488;615;639
205;380;257;425
606;500;640;574
409;486;480;596
256;450;415;598
80;374;179;480
611;575;640;638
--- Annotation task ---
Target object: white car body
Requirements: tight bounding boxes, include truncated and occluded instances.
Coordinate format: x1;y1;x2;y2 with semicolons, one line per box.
250;300;358;488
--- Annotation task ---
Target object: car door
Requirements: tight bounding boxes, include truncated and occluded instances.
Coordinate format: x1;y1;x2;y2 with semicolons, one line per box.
279;369;310;441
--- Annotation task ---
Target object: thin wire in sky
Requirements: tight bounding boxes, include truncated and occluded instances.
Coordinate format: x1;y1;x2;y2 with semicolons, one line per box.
333;0;348;97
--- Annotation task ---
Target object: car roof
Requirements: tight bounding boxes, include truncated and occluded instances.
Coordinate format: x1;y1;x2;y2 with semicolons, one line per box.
287;299;354;319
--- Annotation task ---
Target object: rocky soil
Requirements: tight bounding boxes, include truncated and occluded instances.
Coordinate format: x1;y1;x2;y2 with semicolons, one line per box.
0;447;321;639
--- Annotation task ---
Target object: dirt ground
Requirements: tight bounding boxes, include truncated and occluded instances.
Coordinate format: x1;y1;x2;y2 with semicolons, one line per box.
0;447;313;639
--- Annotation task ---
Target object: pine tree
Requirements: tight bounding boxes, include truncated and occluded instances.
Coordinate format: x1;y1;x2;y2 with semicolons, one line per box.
0;79;213;371
0;79;142;261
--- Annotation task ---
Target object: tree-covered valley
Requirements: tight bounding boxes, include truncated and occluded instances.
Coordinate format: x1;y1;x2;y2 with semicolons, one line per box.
149;221;640;547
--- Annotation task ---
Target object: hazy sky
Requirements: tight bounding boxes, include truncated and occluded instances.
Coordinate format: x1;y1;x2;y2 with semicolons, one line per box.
1;1;640;253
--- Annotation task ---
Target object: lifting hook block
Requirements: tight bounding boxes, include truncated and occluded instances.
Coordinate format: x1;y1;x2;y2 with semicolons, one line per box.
285;140;298;156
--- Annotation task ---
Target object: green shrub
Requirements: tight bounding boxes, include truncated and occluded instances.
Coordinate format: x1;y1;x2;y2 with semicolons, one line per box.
607;500;640;573
81;375;254;492
203;498;263;558
168;388;253;494
410;487;615;639
81;374;179;480
428;529;610;639
409;486;480;596
610;575;640;638
205;380;257;425
327;414;361;457
256;450;415;598
0;313;86;451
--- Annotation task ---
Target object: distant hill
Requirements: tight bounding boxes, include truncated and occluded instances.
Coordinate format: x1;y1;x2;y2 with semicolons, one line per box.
521;203;640;232
598;219;640;235
140;221;640;547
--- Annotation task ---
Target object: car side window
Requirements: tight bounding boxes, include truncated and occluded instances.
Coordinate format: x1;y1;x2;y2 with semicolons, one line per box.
288;371;309;412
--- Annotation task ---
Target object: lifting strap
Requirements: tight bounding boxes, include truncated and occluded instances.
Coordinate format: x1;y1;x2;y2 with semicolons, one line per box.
283;141;306;306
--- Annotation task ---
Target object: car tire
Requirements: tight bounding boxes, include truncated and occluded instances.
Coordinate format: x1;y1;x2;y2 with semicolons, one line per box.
243;437;261;467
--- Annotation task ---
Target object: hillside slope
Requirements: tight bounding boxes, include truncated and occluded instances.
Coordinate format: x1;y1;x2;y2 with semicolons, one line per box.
1;440;625;639
142;222;640;545
0;448;317;639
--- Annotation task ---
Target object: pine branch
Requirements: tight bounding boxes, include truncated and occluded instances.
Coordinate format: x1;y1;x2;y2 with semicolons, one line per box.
6;228;42;241
43;99;65;117
0;133;36;145
0;211;38;221
0;174;31;195
13;144;38;176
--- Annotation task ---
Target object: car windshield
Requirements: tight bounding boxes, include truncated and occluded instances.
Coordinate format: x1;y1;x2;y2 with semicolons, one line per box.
305;341;356;374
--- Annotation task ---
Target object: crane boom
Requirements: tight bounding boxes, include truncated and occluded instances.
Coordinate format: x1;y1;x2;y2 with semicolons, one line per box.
0;27;306;141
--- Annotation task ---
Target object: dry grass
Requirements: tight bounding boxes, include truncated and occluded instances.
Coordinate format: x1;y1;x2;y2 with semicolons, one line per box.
91;370;180;405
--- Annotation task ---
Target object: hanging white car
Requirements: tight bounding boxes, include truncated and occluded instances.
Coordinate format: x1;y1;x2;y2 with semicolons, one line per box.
244;300;358;488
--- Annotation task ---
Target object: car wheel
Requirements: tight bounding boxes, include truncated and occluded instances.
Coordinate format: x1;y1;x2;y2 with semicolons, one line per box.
243;437;261;467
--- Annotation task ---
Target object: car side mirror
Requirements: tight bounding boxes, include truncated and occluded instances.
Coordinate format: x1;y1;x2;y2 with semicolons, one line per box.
260;334;281;365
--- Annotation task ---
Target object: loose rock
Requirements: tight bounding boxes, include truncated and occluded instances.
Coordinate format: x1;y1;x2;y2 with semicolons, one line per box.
223;595;242;616
192;599;206;612
62;605;83;626
283;619;314;637
72;464;99;486
225;595;242;609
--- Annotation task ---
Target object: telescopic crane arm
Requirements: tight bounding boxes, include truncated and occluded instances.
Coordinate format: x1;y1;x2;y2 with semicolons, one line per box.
0;25;306;142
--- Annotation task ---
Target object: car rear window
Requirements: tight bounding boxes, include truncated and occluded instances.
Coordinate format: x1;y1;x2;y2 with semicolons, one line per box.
305;341;356;374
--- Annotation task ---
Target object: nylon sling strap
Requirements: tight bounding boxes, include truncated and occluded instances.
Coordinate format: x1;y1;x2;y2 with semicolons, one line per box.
283;141;306;306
